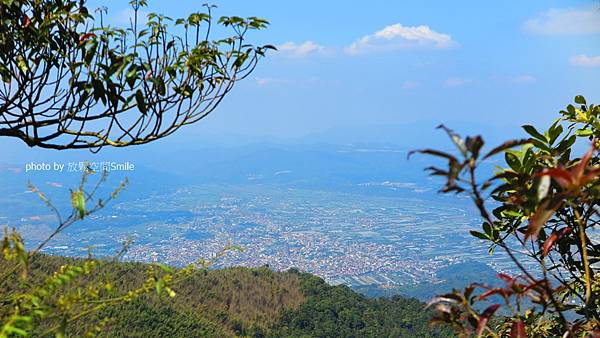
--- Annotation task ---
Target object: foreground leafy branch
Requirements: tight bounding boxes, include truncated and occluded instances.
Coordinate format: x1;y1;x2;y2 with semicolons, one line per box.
0;0;274;151
0;170;233;337
414;96;600;337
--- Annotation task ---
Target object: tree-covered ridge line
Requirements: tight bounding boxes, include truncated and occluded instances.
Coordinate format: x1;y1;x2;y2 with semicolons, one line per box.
0;254;450;337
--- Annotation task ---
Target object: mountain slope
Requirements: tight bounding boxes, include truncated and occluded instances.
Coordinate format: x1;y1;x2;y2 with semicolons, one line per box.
2;255;451;337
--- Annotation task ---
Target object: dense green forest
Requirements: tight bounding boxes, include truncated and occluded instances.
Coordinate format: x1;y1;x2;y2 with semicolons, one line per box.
0;255;450;337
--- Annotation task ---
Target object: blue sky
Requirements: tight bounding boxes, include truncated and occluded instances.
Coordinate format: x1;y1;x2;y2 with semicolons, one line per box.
98;0;599;142
3;0;600;154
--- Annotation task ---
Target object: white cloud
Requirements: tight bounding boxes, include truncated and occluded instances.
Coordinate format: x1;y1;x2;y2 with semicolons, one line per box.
525;8;600;35
443;77;473;87
276;41;325;57
276;23;455;58
570;54;600;67
346;23;456;55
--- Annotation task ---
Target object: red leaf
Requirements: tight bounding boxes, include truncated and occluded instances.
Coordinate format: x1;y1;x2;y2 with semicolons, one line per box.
525;201;557;240
586;331;600;338
537;167;572;189
476;304;500;336
573;144;595;183
79;33;96;44
497;273;515;283
523;278;548;292
478;287;513;300
542;227;572;257
511;320;526;338
22;15;31;28
478;289;499;300
536;144;599;192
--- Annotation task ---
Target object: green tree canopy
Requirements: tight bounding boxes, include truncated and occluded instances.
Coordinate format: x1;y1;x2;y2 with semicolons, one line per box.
417;96;600;337
0;0;273;151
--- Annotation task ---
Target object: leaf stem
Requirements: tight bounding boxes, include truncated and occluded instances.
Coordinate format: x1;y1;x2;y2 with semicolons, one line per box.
574;208;592;311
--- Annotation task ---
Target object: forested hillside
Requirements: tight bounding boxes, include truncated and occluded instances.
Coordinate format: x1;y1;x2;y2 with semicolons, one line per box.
0;255;450;337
